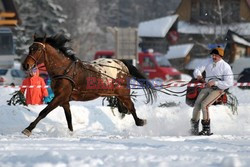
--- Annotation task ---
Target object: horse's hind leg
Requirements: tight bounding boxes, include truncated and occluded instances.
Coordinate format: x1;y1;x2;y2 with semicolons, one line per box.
62;102;73;131
117;96;146;126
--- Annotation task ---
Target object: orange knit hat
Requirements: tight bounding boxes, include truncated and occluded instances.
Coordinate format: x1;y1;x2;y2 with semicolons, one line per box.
210;47;224;57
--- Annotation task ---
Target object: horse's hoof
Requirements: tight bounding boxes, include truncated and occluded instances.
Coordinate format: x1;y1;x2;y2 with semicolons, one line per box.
136;119;147;126
22;129;32;137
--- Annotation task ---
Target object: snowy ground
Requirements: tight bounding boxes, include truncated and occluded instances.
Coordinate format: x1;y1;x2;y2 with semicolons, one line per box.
0;83;250;167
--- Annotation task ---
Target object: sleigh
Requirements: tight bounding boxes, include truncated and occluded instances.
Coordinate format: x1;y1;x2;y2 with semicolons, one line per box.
185;79;238;114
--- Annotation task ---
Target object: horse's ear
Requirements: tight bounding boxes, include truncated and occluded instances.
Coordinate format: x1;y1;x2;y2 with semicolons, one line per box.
43;34;47;43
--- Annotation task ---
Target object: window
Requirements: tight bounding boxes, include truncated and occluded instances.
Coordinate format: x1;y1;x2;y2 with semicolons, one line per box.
0;69;8;75
0;34;13;54
155;54;172;67
11;69;25;78
99;55;112;58
143;57;155;68
16;70;26;78
11;69;19;77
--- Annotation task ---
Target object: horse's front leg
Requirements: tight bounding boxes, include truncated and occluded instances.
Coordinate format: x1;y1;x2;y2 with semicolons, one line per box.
22;100;59;136
22;82;72;137
62;102;73;131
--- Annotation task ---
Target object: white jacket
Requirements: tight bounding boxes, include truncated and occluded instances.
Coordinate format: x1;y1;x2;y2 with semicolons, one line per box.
193;58;234;90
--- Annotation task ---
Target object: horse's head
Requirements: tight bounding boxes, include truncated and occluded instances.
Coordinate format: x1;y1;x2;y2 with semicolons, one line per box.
22;35;46;71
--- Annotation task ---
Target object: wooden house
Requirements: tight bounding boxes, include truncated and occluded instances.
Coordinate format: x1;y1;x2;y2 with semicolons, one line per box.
224;30;250;63
175;0;250;59
0;0;21;26
176;0;250;23
224;30;250;74
138;15;179;53
0;0;20;68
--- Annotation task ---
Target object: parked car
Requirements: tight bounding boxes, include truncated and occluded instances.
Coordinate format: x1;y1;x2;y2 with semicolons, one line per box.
237;68;250;89
0;68;26;86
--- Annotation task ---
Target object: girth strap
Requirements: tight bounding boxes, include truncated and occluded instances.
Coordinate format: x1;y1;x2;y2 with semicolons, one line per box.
52;75;76;88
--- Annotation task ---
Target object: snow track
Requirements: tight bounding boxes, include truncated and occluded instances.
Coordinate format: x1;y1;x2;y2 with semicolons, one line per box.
0;87;250;166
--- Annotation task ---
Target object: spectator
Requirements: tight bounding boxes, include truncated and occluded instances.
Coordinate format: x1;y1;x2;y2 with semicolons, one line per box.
20;67;48;105
43;78;54;104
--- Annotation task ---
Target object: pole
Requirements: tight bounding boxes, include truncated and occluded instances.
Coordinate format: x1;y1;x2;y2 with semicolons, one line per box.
217;0;223;35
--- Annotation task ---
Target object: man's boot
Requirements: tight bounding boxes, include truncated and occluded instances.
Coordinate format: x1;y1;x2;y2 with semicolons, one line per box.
190;119;199;135
199;119;213;136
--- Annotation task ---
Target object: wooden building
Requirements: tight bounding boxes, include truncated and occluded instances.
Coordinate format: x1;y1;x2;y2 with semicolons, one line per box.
175;0;250;59
224;30;250;74
138;15;179;53
176;0;250;23
224;30;250;63
0;0;21;26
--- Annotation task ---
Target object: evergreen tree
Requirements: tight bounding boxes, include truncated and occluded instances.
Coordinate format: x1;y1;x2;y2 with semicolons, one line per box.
14;0;68;59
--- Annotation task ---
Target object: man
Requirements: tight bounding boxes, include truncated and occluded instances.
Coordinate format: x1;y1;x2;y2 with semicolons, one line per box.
190;47;234;135
20;67;48;105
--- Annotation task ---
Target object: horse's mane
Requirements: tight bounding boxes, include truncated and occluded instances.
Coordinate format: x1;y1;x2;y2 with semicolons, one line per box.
34;34;72;57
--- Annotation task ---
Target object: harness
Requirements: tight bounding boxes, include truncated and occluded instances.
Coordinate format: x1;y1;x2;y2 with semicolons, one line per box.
52;61;78;88
28;42;77;91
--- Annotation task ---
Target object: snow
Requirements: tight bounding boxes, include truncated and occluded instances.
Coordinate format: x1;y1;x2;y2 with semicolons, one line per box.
0;85;250;166
138;15;178;37
232;34;250;47
165;43;194;59
178;21;250;35
231;57;250;75
185;57;210;70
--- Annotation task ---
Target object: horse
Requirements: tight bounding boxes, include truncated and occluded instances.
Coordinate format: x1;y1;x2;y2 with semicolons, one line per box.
21;34;157;136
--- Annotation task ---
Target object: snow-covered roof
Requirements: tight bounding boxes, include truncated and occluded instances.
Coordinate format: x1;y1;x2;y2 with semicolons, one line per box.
165;43;194;59
185;57;210;70
138;15;178;38
178;21;250;35
232;34;250;46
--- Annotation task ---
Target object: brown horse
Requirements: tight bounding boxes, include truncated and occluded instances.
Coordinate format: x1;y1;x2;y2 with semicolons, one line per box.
21;34;157;136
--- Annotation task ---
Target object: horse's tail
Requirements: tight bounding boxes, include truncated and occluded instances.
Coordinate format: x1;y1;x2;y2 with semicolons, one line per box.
121;60;157;104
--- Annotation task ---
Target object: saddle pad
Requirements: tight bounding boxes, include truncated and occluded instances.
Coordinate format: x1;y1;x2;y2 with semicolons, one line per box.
91;58;129;80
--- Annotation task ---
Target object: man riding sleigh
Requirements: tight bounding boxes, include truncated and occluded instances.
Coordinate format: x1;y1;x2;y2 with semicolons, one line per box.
189;47;234;136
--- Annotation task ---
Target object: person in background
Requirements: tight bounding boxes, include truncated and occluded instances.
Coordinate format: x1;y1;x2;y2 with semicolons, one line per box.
190;47;234;136
43;77;54;104
37;63;54;104
20;67;48;105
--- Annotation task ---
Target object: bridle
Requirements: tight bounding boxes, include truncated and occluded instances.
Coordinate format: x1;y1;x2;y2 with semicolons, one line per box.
27;42;46;68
